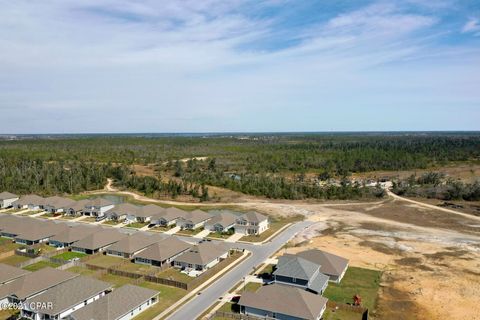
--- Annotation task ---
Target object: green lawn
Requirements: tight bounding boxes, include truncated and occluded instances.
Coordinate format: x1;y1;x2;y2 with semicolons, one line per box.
243;282;262;292
176;228;203;236
323;266;382;310
86;254;124;268
52;251;86;261
133;282;187;320
156;267;194;283
239;215;304;242
0;237;20;253
23;260;60;271
0;254;31;266
116;262;158;275
20;210;42;216
83;217;97;223
125;222;148;228
152;225;175;232
322;309;363;320
67;266;97;276
103;220;121;225
207;232;233;239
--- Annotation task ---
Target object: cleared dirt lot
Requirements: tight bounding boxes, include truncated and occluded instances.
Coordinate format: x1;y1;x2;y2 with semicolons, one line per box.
280;202;480;320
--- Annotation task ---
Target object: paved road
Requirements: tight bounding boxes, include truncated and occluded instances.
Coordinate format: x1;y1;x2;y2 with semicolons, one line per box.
166;221;313;320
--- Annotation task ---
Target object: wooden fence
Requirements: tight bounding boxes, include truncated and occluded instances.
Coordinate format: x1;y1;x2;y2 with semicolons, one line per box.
143;275;188;290
212;312;274;320
327;300;369;319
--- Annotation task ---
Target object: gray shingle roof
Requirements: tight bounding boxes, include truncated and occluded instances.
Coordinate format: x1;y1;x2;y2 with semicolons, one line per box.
177;209;211;224
107;233;161;255
25;276;112;316
49;225;103;244
0;192;18;200
239;211;268;223
134;237;191;262
12;194;45;207
239;284;328;320
105;203;140;217
174;242;228;266
0;263;30;284
44;196;76;209
297;249;349;277
207;212;237;228
308;272;330;294
273;254;319;280
0;268;78;300
72;229;127;251
69;284;158;320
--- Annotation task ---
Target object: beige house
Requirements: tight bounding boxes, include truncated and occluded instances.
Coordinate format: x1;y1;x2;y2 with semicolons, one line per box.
0;192;19;209
235;211;269;235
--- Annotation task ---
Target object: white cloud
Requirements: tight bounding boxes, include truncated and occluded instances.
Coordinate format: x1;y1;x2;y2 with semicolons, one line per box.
462;18;480;36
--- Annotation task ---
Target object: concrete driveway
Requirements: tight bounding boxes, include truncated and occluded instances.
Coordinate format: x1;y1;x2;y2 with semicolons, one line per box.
165;221;313;320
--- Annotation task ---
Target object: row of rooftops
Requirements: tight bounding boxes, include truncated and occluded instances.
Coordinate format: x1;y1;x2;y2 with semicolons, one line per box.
0;215;229;266
6;192;268;225
0;265;158;320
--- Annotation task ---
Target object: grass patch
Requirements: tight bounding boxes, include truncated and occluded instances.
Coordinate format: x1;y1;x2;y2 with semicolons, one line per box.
156;267;194;283
82;217;97;223
23;260;60;271
126;222;148;228
323;266;382;310
133;282;187;320
103;220;122;225
207;232;232;239
0;254;31;266
322;309;363;320
67;266;97;276
239;214;304;243
86;254;124;268
116;262;158;275
52;251;86;261
152;225;175;232
176;228;202;236
20;210;42;216
243;282;262;292
0;237;20;253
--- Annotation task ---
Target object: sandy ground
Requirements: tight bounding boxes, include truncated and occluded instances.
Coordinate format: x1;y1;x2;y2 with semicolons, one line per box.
91;180;480;319
283;204;480;320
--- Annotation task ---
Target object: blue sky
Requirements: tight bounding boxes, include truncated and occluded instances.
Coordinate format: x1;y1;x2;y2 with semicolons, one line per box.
0;0;479;133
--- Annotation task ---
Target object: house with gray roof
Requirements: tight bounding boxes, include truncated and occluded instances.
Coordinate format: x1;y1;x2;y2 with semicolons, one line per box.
127;204;163;223
14;221;68;245
176;209;211;230
43;196;76;214
0;263;30;285
68;284;158;320
63;199;90;216
150;207;186;227
238;284;328;320
173;242;229;274
49;225;103;248
12;194;45;210
21;276;112;320
297;249;349;283
0;192;19;209
134;237;191;267
71;229;127;255
105;203;139;222
204;212;237;233
235;211;269;235
106;233;162;259
0;268;78;305
83;199;114;217
273;254;329;295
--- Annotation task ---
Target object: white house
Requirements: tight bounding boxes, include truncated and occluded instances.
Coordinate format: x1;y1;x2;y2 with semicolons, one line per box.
235;211;269;235
69;284;158;320
21;276;112;320
176;209;211;230
0;192;19;209
173;242;229;274
82;199;114;217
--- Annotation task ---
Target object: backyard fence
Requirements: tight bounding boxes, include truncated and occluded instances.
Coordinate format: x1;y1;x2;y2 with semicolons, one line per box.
143;275;189;290
327;300;369;320
212;312;274;320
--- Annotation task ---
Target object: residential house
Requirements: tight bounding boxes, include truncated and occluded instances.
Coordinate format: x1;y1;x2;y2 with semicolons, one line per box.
63;200;90;216
176;209;211;230
273;254;329;295
49;225;102;248
0;192;19;209
13;220;68;245
21;276;112;320
204;212;236;233
12;194;45;210
150;207;186;227
238;284;328;320
127;204;163;223
106;203;139;222
83;199;114;217
68;284;159;320
134;237;191;267
235;211;269;235
0;263;30;285
0;268;78;305
173;242;229;274
106;233;162;259
71;229;127;254
0;215;33;238
297;249;349;283
43;196;76;214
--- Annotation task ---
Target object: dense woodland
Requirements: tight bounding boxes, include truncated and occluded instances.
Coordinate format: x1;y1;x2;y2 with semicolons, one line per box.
1;133;479;200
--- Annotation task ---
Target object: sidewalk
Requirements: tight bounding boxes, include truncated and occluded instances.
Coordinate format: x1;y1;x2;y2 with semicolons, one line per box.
72;215;87;222
153;250;250;320
225;233;244;243
31;211;47;217
194;229;211;238
164;226;181;235
12;209;29;215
